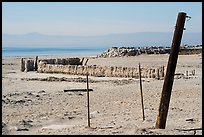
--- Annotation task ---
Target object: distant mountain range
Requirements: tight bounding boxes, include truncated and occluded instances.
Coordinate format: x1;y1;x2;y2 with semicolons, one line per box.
2;32;202;48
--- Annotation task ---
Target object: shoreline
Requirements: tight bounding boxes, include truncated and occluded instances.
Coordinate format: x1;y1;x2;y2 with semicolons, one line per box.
2;53;99;59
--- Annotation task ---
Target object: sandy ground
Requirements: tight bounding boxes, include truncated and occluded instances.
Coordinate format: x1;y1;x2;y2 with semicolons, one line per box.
2;54;202;135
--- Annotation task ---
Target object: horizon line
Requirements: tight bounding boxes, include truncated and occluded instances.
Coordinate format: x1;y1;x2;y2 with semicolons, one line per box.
3;31;202;37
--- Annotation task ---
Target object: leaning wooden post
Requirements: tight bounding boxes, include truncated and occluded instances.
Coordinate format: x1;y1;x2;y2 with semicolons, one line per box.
84;59;89;65
155;12;187;129
86;74;90;127
139;63;145;121
81;57;84;65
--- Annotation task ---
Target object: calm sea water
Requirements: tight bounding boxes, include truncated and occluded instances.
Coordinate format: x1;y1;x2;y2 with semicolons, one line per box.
2;46;108;57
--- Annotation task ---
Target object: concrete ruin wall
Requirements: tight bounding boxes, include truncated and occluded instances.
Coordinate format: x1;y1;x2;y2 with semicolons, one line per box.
21;57;82;72
21;57;165;79
37;58;82;65
21;58;35;72
37;61;165;79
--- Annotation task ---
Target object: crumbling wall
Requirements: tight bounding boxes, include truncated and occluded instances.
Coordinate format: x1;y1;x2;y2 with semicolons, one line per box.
38;58;82;65
21;57;165;79
21;57;82;72
37;62;165;79
21;58;35;72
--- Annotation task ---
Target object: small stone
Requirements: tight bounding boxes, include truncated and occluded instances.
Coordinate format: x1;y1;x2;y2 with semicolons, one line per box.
186;118;195;121
78;93;83;96
38;90;46;93
16;127;29;131
15;99;26;104
2;122;6;128
36;95;40;97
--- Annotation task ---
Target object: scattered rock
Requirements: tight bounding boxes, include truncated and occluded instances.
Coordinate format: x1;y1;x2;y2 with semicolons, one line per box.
38;90;46;93
36;95;40;97
68;116;75;120
16;127;29;131
27;92;34;96
2;122;6;128
140;128;154;134
10;99;26;104
2;99;5;103
2;122;9;135
8;92;21;97
141;128;147;132
78;93;83;96
90;111;100;118
3;98;10;104
186;118;195;122
18;119;33;129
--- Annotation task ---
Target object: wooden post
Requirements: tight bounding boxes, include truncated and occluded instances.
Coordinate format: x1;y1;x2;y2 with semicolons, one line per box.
139;63;145;121
81;58;84;65
156;68;160;79
156;12;187;129
162;66;165;77
86;74;90;127
34;56;38;71
85;59;89;65
21;58;25;72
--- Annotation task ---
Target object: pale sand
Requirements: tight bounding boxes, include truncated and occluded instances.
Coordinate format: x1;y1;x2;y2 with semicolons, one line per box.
2;54;202;135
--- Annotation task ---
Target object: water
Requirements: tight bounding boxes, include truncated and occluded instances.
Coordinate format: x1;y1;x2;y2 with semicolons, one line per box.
2;46;108;57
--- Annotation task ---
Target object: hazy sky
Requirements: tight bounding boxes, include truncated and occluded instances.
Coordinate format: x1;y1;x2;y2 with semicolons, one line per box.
2;2;202;36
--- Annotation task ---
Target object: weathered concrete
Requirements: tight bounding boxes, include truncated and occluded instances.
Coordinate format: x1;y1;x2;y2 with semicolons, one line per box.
21;57;165;79
25;59;35;72
37;62;165;79
38;58;82;65
21;57;82;72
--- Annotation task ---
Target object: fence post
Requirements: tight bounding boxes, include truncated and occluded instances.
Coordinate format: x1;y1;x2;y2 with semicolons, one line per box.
34;56;38;71
21;58;25;72
162;66;165;77
86;74;90;127
85;59;89;65
155;12;187;129
139;63;145;121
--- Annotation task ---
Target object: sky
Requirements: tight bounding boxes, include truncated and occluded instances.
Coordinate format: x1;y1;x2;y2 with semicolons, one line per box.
2;2;202;36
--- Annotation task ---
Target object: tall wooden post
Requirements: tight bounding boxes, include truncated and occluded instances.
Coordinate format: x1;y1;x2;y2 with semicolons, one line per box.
156;12;187;129
86;74;90;127
139;63;145;121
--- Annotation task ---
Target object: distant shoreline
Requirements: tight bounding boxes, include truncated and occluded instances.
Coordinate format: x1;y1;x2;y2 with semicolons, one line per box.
2;44;202;58
2;46;107;57
97;45;202;58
